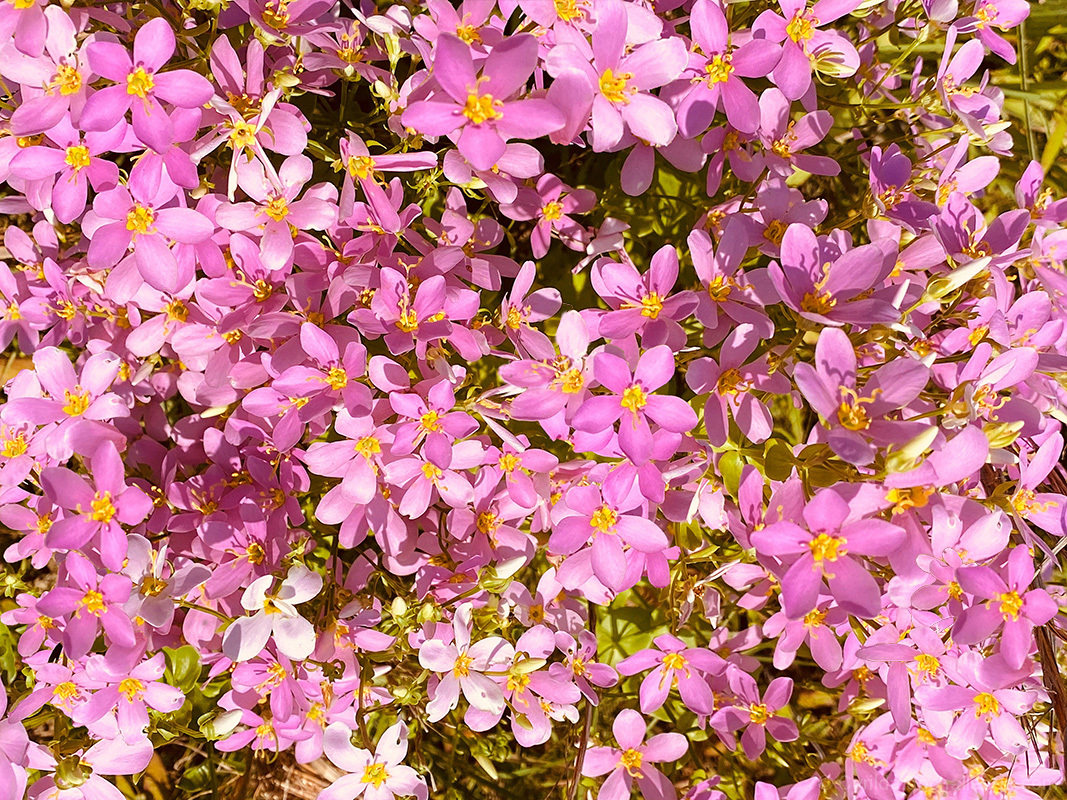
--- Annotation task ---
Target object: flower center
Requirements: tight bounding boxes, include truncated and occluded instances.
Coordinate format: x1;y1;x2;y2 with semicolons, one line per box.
230;120;257;150
63;389;91;416
264;196;290;222
453;652;473;677
420;410;441;431
126;204;156;235
554;0;582;20
325;367;348;390
1;432;27;458
748;703;770;724
803;609;826;628
397;309;420;332
80;590;106;616
640;292;664;319
786;12;816;43
126;67;155;98
661;652;688;671
808;533;846;563
997;590;1024;621
348;155;375;179
589;505;618;534
65;145;91;171
52;64;83;95
717;367;745;395
886;486;933;514
800;290;837;315
764;219;788;244
355;436;380;459
704;55;733;84
557;368;584;394
974;692;999;718
707;275;733;301
619;748;644;777
914;654;939;676
119;677;145;702
422;463;444;482
599;69;633;104
621;384;648;413
90;491;117;524
463;93;502;125
361;763;390;788
541;200;564;221
140;575;168;597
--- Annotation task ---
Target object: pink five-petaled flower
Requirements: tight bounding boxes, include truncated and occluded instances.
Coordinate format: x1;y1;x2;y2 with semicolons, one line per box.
402;34;564;171
751;488;906;619
81;17;214;152
769;222;899;326
572;345;697;465
222;563;323;663
85;163;214;294
709;671;798;759
41;442;153;572
953;547;1058;669
617;633;725;715
35;551;135;660
915;651;1036;759
677;0;781;136
320;720;428;800
30;735;154;800
78;653;185;743
582;709;688;800
418;603;512;723
549;483;669;593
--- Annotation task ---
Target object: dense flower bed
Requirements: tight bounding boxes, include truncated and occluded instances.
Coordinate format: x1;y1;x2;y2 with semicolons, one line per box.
0;1;1066;799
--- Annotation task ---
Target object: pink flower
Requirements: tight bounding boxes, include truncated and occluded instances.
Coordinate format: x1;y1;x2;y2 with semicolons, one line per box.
222;564;323;662
582;709;688;800
320;720;428;800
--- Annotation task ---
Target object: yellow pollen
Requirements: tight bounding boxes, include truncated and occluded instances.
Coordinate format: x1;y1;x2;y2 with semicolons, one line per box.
917;727;937;745
809;533;846;563
554;0;582;20
914;654;939;676
837;389;876;431
619;748;644;777
748;703;770;724
325;367;348;390
803;609;826;628
397;309;419;332
704;55;733;84
717;367;745;395
850;741;873;763
16;134;42;148
974;692;999;717
90;492;117;524
507;671;531;692
541;201;564;221
264;196;289;222
246;542;266;564
786;13;815;43
52;64;83;95
229;120;257;150
126;204;155;235
1;433;27;458
764;219;788;244
590;505;618;534
348;155;375;179
528;603;545;623
140;574;167;597
54;682;80;702
997;590;1024;621
126;67;154;98
620;384;648;413
886;486;932;514
558;368;584;394
1012;488;1057;516
63;389;91;416
119;677;144;702
262;0;290;29
422;463;443;482
661;652;688;671
801;290;837;315
499;452;521;472
165;299;189;322
65;145;91;171
640;293;664;319
354;439;379;456
947;580;963;600
599;69;633;104
707;275;733;301
463;93;502;125
80;590;106;616
453;653;473;677
506;306;524;329
456;23;481;44
361;763;390;788
263;595;283;614
420;411;441;432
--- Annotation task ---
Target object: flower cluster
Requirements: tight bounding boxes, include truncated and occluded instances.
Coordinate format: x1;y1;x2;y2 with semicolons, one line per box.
0;1;1065;800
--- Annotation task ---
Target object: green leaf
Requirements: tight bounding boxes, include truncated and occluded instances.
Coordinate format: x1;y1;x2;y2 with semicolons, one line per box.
164;645;203;694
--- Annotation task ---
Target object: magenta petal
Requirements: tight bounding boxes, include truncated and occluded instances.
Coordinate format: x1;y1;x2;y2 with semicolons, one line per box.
154;208;214;243
81;85;132;132
134;17;176;72
458;125;507;172
152;70;214;107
